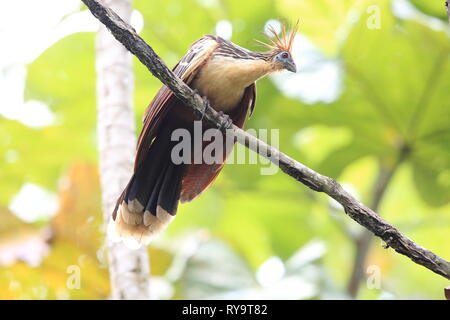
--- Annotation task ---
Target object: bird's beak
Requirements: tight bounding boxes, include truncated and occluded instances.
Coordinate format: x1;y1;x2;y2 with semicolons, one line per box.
284;58;297;73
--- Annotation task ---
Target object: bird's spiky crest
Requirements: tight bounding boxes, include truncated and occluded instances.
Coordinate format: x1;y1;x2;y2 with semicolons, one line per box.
256;20;298;54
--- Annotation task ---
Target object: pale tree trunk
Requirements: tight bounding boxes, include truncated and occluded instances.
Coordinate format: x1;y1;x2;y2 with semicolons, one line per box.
95;0;151;299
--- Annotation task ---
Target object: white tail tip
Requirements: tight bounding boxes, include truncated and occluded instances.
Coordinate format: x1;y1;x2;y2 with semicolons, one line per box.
107;201;174;249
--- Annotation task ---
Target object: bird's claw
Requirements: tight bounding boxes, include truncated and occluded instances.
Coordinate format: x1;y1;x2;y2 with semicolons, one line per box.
218;111;233;130
194;93;232;129
200;95;209;121
192;89;208;121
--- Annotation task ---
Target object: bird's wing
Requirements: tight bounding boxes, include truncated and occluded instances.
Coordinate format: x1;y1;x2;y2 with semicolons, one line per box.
180;83;256;203
231;82;256;126
135;36;219;168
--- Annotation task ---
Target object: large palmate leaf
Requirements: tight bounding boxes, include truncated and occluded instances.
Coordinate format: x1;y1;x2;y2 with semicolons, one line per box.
277;0;370;54
177;238;328;299
287;0;450;206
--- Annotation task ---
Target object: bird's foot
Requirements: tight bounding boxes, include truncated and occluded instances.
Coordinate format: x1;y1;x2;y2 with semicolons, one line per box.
218;111;233;130
192;89;208;121
200;96;210;120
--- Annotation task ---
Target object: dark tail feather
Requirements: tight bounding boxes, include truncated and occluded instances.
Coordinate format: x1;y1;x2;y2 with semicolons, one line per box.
110;126;183;247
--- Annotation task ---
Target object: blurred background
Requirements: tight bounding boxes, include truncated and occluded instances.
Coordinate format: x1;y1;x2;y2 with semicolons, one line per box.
0;0;449;299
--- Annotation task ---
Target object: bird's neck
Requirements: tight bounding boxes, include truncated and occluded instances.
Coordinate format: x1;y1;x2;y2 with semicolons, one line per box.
191;54;278;111
210;55;277;88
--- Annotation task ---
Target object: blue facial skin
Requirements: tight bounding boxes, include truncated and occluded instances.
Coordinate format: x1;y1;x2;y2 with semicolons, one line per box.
274;51;296;73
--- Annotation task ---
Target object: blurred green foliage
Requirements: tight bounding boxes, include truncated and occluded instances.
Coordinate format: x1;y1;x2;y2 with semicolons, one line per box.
0;0;449;299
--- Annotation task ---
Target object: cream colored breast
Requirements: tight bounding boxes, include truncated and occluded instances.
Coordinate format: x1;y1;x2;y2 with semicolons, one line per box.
191;55;273;112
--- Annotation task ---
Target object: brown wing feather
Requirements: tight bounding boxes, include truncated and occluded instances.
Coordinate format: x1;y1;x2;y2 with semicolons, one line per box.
135;36;219;168
113;36;219;220
180;83;256;203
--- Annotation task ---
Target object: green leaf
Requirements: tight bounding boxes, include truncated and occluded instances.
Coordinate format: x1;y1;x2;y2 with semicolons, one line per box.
409;0;448;20
277;0;371;54
412;159;450;207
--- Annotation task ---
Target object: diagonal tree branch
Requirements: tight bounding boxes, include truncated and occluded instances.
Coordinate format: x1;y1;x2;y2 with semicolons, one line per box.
81;0;450;282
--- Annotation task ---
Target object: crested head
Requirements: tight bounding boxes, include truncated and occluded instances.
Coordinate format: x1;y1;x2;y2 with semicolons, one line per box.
210;21;298;77
256;21;298;73
258;21;298;54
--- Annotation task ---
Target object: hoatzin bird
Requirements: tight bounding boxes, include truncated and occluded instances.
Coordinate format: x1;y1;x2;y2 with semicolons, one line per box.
110;24;297;247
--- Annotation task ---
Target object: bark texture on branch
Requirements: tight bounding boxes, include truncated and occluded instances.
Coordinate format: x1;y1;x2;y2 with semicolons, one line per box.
95;0;151;299
446;1;450;22
82;0;450;282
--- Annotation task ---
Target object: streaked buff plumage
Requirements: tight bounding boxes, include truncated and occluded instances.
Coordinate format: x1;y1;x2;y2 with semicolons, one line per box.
192;55;279;111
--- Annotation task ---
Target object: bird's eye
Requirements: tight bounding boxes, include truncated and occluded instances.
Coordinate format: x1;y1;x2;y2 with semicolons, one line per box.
281;52;289;59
